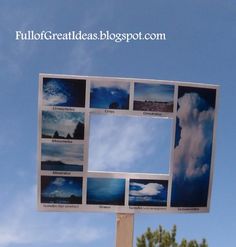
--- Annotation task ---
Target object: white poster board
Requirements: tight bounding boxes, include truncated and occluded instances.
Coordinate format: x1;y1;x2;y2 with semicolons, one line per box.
37;74;219;213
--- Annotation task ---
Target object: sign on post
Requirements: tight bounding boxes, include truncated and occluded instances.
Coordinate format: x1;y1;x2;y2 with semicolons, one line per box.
37;74;218;213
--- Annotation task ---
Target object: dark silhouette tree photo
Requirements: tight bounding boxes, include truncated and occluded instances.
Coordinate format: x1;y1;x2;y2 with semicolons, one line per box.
53;131;59;139
109;101;119;109
73;122;84;139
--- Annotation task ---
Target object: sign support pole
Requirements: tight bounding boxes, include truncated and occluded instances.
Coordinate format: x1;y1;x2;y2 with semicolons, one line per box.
116;213;134;247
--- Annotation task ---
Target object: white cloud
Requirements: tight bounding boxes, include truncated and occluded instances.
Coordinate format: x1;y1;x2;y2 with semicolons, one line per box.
50;190;72;198
91;80;130;92
43;93;68;106
129;183;164;196
64;2;116;75
52;177;66;186
174;93;214;179
0;186;107;246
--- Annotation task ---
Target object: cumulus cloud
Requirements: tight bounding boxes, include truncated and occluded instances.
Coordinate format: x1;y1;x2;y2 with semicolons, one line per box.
43;80;68;106
173;93;215;179
129;182;164;196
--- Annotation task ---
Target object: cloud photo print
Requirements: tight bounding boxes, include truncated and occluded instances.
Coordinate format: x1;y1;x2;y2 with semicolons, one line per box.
38;74;218;213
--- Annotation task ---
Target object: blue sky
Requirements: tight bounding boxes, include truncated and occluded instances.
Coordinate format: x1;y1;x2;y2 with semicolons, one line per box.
0;0;236;246
41;143;83;164
172;87;215;207
129;179;168;206
41;176;82;201
134;83;174;102
87;177;125;205
90;80;130;109
43;78;86;107
42;111;84;137
88;114;171;174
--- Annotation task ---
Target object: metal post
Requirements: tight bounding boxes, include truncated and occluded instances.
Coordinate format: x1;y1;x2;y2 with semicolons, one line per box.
116;213;134;247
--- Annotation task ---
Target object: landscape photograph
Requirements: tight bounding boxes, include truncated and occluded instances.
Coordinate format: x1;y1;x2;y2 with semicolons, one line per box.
41;111;84;140
86;177;125;205
90;80;130;110
41;176;83;204
171;86;216;207
43;77;86;107
41;143;83;172
129;179;168;207
133;83;174;112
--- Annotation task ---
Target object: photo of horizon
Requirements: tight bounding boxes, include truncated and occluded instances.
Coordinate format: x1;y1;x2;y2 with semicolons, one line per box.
90;80;130;110
43;78;86;107
41;143;83;172
129;179;168;207
133;83;174;112
41;176;83;204
86;177;125;205
41;111;84;140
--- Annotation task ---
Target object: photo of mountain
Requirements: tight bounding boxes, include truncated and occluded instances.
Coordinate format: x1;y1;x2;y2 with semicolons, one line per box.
129;179;168;206
90;80;130;110
133;83;174;112
43;78;86;107
86;177;125;205
41;111;84;140
171;86;216;207
41;143;83;172
41;176;82;204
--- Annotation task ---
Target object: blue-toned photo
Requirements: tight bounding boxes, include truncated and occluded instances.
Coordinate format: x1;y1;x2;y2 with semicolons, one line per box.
87;177;125;205
43;78;86;107
42;111;84;140
134;83;174;112
41;176;83;204
129;179;168;206
90;80;130;110
171;86;216;207
41;143;83;172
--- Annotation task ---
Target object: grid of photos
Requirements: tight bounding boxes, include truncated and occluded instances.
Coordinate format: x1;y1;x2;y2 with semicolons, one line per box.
39;77;86;186
38;74;218;214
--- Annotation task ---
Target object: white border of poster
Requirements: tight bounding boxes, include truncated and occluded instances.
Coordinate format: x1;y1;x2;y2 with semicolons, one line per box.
37;73;219;213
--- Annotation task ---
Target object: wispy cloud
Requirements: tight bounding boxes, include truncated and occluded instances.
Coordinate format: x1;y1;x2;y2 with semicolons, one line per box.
42;143;83;164
88;114;171;173
64;2;116;75
91;80;130;92
0;186;108;246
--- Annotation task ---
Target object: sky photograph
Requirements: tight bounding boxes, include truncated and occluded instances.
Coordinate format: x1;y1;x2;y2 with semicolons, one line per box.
42;111;84;139
0;0;236;246
129;179;168;207
171;86;216;207
43;78;86;107
41;143;83;172
134;83;174;103
41;176;83;204
133;83;174;112
87;177;125;205
90;80;130;109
